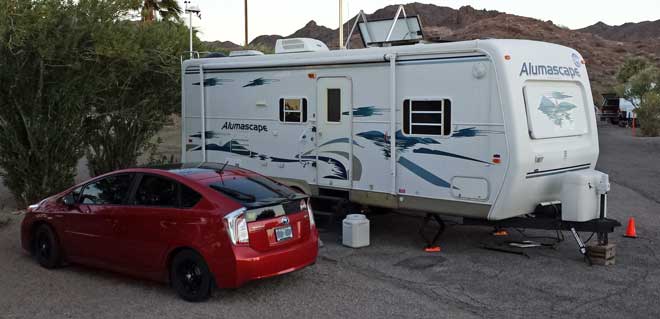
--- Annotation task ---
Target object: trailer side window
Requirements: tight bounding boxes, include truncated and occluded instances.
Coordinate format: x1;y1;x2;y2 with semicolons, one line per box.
327;89;341;123
279;98;308;123
403;99;451;136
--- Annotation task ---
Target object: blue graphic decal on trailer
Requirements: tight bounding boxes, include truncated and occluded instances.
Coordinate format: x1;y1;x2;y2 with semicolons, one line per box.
318;138;364;148
192;78;234;87
197;141;253;157
451;127;504;137
243;77;280;87
398;157;451;188
342;106;389;117
190;131;221;139
413;148;490;164
299;155;348;180
191;138;353;180
269;157;300;163
357;130;440;158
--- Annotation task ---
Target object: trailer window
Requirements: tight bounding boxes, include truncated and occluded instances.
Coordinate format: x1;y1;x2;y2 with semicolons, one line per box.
523;81;588;139
403;99;451;136
327;88;341;123
279;98;308;123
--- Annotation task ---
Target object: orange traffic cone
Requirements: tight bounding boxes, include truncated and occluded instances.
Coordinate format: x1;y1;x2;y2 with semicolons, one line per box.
624;217;637;238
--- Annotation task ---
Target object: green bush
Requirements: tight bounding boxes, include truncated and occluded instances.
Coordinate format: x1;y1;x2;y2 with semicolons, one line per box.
0;0;124;207
636;92;660;136
84;21;189;176
0;0;195;207
615;57;660;137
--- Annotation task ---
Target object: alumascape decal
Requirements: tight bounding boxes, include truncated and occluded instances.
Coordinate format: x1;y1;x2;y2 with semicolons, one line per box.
519;62;581;79
221;121;268;132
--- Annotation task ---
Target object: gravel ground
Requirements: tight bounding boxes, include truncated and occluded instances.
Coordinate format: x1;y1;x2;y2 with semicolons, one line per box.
1;123;659;318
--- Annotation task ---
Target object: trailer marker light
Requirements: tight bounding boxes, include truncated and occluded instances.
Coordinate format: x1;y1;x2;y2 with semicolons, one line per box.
425;246;441;252
308;73;316;79
492;230;508;236
492;154;501;164
504;55;511;61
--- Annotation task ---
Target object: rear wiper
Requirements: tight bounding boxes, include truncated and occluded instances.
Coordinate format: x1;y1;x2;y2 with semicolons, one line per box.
211;185;256;202
255;197;289;205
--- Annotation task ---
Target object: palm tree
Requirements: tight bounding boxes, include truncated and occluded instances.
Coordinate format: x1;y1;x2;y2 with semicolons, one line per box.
141;0;182;22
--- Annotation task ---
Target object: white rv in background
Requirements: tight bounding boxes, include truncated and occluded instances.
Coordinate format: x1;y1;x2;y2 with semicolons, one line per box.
180;36;609;224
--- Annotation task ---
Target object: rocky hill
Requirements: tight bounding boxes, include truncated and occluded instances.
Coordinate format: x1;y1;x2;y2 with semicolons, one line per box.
205;2;660;102
578;20;660;42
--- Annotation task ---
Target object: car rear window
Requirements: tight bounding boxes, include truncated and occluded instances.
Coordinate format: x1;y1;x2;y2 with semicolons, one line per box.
181;184;202;208
208;175;298;207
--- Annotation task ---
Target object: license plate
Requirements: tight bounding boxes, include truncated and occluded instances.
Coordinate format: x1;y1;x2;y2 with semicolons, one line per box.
275;226;293;242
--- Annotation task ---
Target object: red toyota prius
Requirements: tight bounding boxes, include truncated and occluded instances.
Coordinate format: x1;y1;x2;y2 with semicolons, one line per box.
20;163;318;301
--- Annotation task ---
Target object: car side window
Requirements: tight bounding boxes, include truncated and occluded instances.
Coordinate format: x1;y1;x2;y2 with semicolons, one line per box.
70;186;83;202
80;174;133;205
133;175;178;207
181;185;202;208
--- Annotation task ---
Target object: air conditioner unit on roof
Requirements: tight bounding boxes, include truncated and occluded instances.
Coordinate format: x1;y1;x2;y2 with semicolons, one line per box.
229;50;264;57
275;38;329;54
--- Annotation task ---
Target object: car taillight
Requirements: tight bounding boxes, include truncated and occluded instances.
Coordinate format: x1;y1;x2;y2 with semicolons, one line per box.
224;208;249;245
302;199;315;228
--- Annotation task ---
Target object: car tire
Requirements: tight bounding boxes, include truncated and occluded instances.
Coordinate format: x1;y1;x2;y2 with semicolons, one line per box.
170;250;214;302
33;224;62;269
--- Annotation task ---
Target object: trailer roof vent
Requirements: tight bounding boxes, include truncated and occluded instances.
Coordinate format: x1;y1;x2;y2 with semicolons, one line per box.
228;50;265;57
275;38;329;54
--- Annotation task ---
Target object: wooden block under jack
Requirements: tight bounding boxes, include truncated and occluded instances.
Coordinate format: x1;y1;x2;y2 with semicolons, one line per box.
591;256;616;266
587;243;616;265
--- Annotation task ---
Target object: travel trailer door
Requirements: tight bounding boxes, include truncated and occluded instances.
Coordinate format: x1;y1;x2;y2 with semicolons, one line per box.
316;77;353;189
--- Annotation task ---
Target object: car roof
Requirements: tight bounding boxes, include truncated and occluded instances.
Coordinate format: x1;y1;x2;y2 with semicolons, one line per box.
143;162;258;182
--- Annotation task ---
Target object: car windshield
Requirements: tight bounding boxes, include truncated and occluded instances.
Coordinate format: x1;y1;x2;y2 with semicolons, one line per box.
208;175;301;208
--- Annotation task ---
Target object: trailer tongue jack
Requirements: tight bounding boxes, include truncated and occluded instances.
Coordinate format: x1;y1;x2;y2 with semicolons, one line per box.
570;227;592;266
463;199;620;264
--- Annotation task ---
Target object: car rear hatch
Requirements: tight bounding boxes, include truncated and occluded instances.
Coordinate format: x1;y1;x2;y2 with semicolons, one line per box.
244;198;311;252
207;172;312;252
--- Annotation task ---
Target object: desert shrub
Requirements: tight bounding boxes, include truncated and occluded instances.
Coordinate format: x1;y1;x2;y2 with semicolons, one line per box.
0;0;132;207
615;57;660;136
84;21;189;176
636;92;660;136
0;0;197;206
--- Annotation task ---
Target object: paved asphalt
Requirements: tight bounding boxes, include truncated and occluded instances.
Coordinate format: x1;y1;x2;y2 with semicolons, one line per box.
1;123;659;318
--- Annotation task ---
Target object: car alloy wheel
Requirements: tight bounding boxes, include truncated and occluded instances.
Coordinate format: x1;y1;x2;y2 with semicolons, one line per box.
171;250;213;302
33;225;62;269
177;260;203;295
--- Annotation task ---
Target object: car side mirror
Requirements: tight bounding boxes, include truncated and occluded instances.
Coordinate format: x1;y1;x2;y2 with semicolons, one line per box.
62;193;76;206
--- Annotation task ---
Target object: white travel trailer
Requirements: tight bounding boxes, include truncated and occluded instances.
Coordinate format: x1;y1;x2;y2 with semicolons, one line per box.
180;35;619;243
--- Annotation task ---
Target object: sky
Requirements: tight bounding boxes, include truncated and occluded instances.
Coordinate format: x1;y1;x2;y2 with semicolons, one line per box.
177;0;660;45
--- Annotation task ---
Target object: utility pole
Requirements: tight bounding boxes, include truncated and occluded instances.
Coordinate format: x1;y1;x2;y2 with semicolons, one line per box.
184;1;192;58
184;1;201;59
244;0;249;47
339;0;344;49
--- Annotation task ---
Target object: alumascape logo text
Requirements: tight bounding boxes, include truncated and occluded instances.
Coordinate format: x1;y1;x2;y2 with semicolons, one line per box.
221;121;268;133
519;62;581;79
